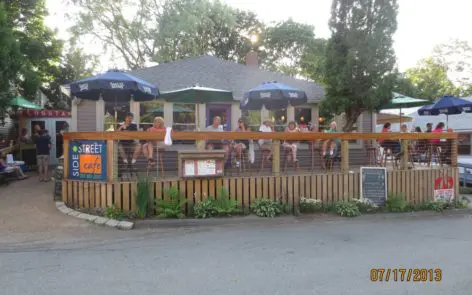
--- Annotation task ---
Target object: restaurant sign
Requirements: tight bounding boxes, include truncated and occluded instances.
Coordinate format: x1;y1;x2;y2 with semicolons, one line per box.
68;140;107;181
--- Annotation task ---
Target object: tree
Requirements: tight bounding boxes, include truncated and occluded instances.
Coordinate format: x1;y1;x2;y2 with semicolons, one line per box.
0;3;23;117
432;39;472;89
41;47;99;109
3;0;63;99
69;0;156;70
261;19;316;76
300;38;328;84
323;0;399;131
404;57;458;100
68;0;319;73
154;0;263;63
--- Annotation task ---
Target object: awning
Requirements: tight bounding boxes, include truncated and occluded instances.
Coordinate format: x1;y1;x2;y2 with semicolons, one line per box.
377;113;413;125
10;96;42;110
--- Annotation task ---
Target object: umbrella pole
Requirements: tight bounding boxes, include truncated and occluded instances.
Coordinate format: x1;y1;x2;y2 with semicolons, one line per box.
399;107;402;126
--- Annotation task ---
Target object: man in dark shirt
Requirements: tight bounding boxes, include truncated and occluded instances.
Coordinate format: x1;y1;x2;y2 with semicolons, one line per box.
426;123;433;132
117;112;141;165
36;129;51;182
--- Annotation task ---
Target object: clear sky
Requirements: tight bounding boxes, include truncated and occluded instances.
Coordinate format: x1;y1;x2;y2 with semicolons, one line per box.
45;0;472;72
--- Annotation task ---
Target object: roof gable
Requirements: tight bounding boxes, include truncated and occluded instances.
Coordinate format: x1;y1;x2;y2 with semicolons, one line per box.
130;55;324;102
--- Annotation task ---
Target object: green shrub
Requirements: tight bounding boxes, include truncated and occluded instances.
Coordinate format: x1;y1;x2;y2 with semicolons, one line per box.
136;177;150;219
323;203;337;213
351;198;379;213
192;187;241;219
299;198;323;213
455;196;470;209
155;187;187;218
213;187;241;216
334;201;361;217
105;204;124;220
193;199;217;218
385;193;409;212
251;199;284;218
459;187;472;195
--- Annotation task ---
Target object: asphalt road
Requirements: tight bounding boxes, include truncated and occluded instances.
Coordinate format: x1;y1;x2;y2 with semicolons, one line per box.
1;212;472;295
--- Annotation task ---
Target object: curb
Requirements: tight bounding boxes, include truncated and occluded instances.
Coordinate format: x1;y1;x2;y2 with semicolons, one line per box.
55;202;134;230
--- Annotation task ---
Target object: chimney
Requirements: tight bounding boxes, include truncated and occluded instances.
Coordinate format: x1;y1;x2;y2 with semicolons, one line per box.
245;51;258;68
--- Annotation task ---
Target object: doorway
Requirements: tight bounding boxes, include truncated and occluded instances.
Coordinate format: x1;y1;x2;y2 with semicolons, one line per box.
27;118;71;165
206;104;232;130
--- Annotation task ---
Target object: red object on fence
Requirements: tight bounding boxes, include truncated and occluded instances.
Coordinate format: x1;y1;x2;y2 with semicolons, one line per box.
434;176;454;190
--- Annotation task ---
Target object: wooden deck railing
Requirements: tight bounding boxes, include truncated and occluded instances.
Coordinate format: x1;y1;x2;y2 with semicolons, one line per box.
63;131;459;182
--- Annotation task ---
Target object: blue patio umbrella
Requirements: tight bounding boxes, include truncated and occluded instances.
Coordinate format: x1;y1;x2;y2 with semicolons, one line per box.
417;95;472;127
70;70;159;102
240;81;307;110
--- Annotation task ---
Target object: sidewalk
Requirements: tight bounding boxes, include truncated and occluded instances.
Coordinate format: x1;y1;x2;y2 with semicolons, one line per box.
0;174;103;246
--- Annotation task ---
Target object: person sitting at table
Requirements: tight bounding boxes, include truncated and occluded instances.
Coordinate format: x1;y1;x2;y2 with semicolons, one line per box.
117;112;141;165
400;124;409;133
232;118;250;167
206;116;230;161
258;119;274;161
430;122;445;145
283;121;301;164
142;116;166;168
0;153;27;180
379;122;401;155
321;121;340;157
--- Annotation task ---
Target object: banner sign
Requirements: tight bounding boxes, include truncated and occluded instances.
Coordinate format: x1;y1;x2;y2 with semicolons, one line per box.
434;176;455;202
68;140;107;181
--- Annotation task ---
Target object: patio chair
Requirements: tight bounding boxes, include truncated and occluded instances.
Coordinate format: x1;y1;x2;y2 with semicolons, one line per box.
283;146;300;172
309;141;322;171
146;146;165;177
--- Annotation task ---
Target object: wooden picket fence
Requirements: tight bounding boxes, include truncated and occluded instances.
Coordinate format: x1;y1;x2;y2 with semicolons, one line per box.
62;167;459;213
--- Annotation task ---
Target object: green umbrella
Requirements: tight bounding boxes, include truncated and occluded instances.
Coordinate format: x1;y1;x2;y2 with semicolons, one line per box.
160;86;233;103
380;92;429;124
149;105;194;113
382;92;429;109
160;86;234;131
10;96;42;110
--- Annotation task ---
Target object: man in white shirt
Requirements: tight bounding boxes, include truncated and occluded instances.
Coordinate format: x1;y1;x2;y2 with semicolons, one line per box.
258;120;273;161
205;116;231;167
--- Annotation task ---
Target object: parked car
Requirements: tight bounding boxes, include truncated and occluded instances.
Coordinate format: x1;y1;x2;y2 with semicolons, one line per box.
459;163;472;187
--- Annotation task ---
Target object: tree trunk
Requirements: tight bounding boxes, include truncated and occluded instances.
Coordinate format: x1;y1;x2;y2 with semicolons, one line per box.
342;109;362;132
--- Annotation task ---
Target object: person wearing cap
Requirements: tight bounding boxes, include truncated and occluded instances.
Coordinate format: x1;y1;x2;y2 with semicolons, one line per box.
117;112;141;165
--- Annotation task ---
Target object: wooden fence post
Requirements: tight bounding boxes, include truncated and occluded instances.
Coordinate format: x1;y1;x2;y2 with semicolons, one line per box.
272;140;280;175
107;139;115;182
450;138;458;167
400;139;409;170
341;140;349;173
63;138;69;180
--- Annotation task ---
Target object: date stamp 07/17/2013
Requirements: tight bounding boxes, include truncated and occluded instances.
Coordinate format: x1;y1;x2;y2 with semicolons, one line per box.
370;268;442;282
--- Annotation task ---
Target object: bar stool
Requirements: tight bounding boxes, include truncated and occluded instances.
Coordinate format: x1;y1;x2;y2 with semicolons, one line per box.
283;147;300;172
147;147;165;177
427;144;443;167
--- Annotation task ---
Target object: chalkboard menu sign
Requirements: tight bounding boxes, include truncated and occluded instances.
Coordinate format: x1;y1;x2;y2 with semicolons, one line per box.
53;166;63;201
360;167;387;206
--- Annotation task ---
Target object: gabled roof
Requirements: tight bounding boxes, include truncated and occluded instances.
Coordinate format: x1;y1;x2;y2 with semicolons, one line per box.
129;55;324;103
